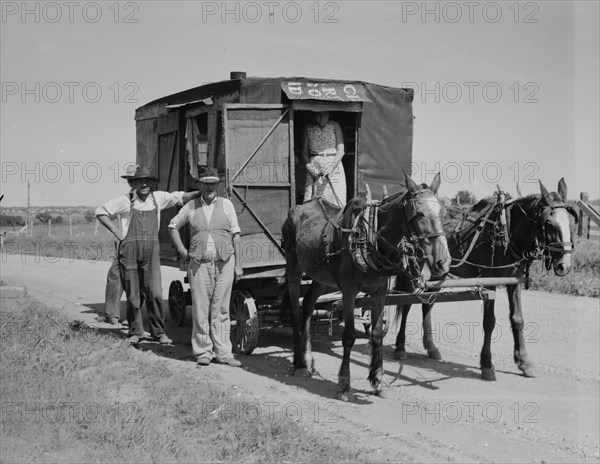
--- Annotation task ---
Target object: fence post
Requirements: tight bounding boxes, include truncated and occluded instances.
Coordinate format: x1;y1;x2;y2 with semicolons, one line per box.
48;219;52;237
69;217;73;236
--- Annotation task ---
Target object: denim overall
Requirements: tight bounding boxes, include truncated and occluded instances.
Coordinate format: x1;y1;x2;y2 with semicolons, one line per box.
118;194;166;337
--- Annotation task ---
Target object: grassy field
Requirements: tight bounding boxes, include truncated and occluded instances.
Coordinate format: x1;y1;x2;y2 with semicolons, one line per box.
0;295;371;464
2;219;599;297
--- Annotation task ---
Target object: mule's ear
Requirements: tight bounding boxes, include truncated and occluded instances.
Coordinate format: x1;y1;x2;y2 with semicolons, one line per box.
558;178;567;202
539;180;552;204
429;172;441;195
404;170;419;193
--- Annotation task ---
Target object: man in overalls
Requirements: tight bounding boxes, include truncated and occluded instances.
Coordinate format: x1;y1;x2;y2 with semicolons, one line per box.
96;166;201;344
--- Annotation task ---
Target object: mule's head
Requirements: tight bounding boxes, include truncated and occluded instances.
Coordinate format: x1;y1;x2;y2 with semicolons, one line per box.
403;172;451;280
538;178;577;276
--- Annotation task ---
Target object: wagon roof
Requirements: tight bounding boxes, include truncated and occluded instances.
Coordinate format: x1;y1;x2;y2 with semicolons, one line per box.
137;76;412;109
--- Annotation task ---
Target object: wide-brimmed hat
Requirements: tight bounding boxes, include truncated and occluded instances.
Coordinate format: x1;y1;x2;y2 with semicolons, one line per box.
129;166;158;181
198;167;220;184
121;164;139;179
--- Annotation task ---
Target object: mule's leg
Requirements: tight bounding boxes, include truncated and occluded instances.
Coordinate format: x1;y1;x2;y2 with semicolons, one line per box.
480;294;497;381
287;255;308;374
422;303;441;360
295;281;327;377
393;305;411;360
338;289;358;401
368;288;389;397
507;284;536;377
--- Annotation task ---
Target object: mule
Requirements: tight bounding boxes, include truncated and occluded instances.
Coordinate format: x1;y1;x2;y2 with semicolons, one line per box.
394;178;578;380
282;173;451;400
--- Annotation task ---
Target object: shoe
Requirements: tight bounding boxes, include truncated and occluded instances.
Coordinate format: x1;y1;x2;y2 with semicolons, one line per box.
196;358;211;366
105;317;120;325
215;358;242;368
126;335;141;344
154;334;173;345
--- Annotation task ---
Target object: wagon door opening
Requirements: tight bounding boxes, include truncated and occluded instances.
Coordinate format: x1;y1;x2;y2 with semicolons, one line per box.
292;108;361;205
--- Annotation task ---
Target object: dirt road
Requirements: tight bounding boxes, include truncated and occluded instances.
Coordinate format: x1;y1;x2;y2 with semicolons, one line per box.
1;254;599;463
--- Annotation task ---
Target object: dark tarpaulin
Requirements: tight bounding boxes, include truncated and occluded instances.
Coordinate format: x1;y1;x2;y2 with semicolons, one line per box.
358;82;414;197
137;76;414;196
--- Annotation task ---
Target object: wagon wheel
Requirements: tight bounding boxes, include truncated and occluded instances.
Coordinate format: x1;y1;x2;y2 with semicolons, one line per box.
362;306;391;339
230;290;259;355
168;280;187;326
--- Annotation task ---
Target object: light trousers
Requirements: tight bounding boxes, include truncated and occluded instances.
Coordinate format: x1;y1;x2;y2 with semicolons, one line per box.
188;256;234;362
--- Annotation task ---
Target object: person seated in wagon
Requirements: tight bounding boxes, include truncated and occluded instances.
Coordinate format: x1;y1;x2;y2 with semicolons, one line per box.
301;111;346;207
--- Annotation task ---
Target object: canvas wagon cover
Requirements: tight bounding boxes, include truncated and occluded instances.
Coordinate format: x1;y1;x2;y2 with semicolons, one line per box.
137;76;414;195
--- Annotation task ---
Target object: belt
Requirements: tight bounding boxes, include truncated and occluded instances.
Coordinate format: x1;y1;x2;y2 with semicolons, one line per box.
310;153;336;157
193;258;222;264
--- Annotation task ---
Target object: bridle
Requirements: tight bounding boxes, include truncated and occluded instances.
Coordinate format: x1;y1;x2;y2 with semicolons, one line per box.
536;203;578;269
349;189;444;280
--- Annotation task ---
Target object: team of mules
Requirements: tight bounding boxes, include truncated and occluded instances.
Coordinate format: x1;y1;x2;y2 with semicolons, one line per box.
282;175;577;400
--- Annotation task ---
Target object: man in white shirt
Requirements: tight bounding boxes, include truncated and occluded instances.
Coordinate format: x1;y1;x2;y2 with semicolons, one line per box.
168;167;243;367
96;166;201;344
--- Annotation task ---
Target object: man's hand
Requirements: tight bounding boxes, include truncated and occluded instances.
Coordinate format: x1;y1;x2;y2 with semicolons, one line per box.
178;248;189;259
113;230;124;242
234;264;243;283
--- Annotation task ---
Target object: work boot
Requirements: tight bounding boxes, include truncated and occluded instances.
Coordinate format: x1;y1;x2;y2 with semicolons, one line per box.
105;317;120;325
215;358;242;368
153;334;173;345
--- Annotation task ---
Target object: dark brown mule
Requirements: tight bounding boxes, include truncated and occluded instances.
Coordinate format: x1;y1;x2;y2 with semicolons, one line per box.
394;178;578;380
282;173;451;401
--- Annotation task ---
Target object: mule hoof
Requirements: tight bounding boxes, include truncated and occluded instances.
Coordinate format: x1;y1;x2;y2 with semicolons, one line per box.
294;368;312;378
337;390;351;402
375;387;389;399
427;348;442;360
521;365;537;378
481;367;496;381
393;349;408;361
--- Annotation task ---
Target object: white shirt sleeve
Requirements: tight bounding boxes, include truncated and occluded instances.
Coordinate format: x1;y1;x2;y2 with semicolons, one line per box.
95;194;130;218
154;191;185;210
168;203;190;229
222;198;241;235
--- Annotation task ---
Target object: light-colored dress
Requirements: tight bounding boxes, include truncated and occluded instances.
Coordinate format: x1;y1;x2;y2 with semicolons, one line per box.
303;121;346;206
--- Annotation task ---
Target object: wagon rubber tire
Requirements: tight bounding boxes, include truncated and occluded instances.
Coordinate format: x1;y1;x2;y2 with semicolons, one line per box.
229;290;259;355
168;280;186;326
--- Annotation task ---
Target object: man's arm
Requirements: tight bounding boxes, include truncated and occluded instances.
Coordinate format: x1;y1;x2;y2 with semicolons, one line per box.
168;205;190;258
181;190;201;204
168;228;188;259
232;232;242;282
96;214;124;241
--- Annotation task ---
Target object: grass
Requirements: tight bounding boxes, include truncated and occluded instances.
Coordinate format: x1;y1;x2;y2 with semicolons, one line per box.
0;296;369;464
528;236;600;298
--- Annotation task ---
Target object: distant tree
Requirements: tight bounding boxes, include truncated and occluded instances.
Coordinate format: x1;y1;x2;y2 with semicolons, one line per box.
35;211;52;224
453;190;476;206
84;209;96;223
54;216;64;224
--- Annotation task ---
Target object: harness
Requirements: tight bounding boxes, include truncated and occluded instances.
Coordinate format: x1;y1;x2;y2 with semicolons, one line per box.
347;190;444;287
449;193;578;285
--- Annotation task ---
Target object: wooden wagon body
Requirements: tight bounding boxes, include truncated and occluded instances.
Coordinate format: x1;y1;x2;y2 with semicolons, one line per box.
135;74;501;353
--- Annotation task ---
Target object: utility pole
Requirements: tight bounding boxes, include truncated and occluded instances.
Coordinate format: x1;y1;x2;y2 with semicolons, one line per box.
27;181;32;236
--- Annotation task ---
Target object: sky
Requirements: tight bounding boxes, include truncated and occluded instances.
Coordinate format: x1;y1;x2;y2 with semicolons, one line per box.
1;0;598;207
